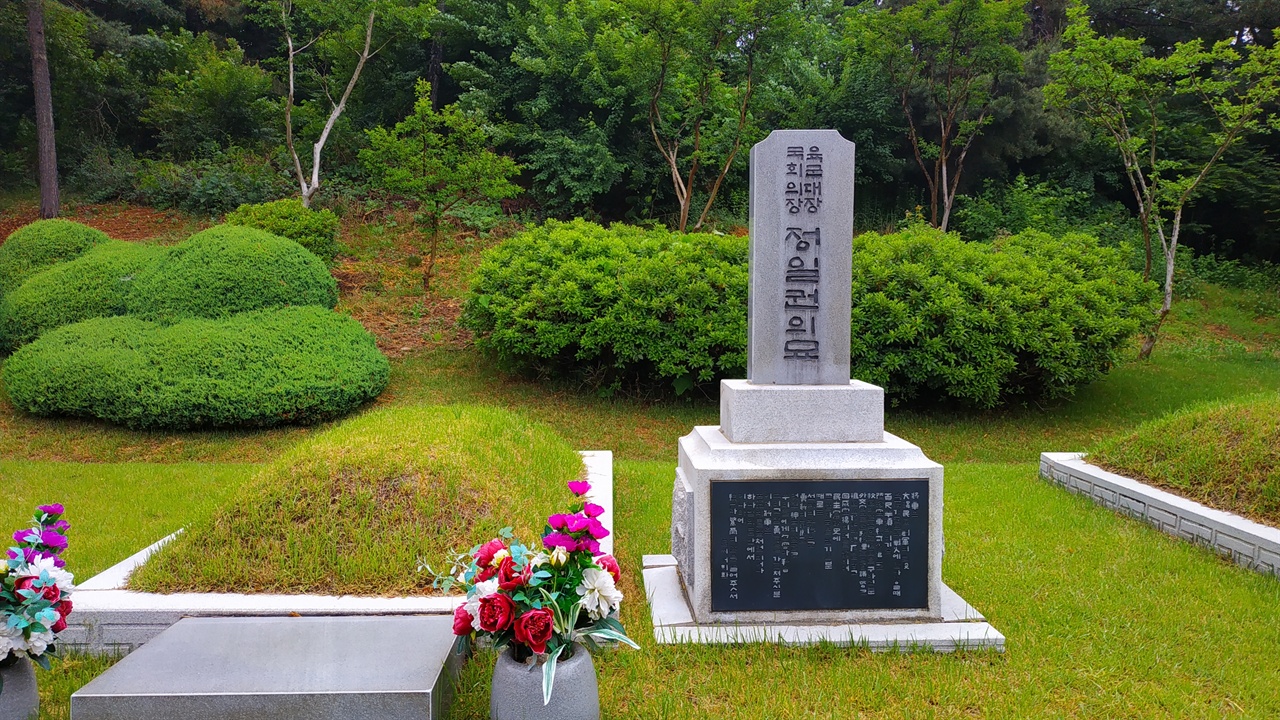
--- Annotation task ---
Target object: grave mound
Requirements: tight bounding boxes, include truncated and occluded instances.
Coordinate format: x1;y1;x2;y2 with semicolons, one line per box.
128;404;585;595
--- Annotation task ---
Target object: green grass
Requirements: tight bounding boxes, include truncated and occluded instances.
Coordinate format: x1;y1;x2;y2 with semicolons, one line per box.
128;405;586;595
445;460;1280;719
0;461;256;578
1090;393;1280;526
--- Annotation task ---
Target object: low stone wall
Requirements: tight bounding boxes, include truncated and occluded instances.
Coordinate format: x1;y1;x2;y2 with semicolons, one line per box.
1039;452;1280;579
64;451;614;656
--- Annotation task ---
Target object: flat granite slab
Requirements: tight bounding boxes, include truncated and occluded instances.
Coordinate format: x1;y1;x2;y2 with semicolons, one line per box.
642;554;1004;651
71;616;462;720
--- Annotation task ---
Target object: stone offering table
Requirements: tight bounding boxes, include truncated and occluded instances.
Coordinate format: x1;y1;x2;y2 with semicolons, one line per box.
71;616;461;719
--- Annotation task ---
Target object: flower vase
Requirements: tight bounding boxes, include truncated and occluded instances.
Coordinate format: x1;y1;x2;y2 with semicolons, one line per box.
0;653;39;720
490;643;600;720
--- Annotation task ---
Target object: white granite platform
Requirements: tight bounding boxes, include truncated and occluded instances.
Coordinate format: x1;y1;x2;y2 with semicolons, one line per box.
641;554;1005;651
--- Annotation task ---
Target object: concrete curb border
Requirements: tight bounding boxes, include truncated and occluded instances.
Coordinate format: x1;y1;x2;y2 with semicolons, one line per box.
63;451;614;655
1039;452;1280;579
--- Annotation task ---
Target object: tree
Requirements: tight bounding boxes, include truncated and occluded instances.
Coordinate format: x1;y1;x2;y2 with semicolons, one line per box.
270;0;433;208
1045;3;1280;358
853;0;1024;231
25;0;57;217
621;0;791;232
361;80;520;291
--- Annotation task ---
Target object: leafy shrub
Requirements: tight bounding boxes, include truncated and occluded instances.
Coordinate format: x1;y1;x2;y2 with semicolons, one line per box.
0;240;166;352
127;224;338;323
849;225;1158;408
225;198;341;262
0;220;110;296
461;219;747;395
953;175;1141;251
128;405;583;594
3;306;389;429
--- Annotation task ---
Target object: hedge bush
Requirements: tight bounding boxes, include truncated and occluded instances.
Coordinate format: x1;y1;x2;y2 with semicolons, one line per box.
0;241;166;352
3;306;389;429
225;198;341;263
127;224;338;323
0;220;110;295
460;219;748;394
848;225;1158;407
463;220;1157;406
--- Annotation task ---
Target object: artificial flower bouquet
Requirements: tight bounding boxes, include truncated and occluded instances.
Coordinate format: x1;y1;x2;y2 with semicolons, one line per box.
1;504;75;673
434;479;638;704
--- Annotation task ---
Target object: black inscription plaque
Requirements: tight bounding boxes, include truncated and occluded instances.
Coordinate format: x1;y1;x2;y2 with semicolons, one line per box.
711;479;929;612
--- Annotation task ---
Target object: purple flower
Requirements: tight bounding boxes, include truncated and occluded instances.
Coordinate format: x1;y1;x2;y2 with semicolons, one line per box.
566;514;591;533
583;502;605;519
39;529;68;551
567;480;591;496
543;533;579;552
13;528;36;545
580;538;601;554
8;547;38;564
52;520;70;532
547;514;569;531
38;504;64;516
586;518;610;540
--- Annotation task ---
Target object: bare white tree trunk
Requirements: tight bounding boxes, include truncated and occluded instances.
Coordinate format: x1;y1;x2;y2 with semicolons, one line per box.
283;4;377;208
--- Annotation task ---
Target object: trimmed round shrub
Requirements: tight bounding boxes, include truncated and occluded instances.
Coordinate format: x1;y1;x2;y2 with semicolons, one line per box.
128;405;584;594
460;219;748;395
3;305;389;429
0;219;110;295
848;225;1158;408
0;241;167;352
127;224;338;323
225;198;341;263
463;220;1157;406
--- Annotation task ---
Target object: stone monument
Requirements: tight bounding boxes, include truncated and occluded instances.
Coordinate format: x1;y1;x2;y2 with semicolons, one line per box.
669;129;948;627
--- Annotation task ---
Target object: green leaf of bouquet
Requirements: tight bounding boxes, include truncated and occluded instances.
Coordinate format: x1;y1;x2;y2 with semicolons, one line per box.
542;644;564;706
585;627;640;649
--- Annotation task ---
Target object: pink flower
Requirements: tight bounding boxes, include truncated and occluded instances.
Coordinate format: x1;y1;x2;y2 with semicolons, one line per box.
543;533;579;552
586;518;610;540
474;538;506;568
567;480;591;496
547;514;569;530
595;554;621;583
566;514;591;533
478;594;516;632
583;503;605;518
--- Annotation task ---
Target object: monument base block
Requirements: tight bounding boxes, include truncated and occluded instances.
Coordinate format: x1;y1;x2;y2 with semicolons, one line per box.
672;425;945;626
642;555;1004;651
719;379;884;443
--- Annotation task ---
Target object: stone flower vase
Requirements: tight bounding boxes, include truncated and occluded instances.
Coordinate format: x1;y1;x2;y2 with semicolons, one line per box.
490;643;600;720
0;653;39;720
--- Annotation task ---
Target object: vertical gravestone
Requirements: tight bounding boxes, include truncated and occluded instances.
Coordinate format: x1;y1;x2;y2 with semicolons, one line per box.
671;129;945;626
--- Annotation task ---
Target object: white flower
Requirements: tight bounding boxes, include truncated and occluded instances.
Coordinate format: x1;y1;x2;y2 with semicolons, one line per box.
21;555;75;596
466;579;500;632
25;629;53;657
575;568;623;621
0;624;26;657
528;552;549;568
550;546;569;567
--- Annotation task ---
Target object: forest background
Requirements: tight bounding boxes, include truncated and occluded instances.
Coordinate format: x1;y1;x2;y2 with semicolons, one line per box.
2;0;1280;268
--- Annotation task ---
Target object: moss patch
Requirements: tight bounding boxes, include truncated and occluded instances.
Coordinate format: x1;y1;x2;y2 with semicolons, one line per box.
128;404;585;595
1090;393;1280;526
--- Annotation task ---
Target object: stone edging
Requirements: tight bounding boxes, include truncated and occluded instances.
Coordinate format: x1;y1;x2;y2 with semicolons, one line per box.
64;451;614;655
1039;452;1280;579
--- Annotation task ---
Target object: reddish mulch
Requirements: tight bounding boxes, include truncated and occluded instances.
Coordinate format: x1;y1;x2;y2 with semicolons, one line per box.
0;203;203;242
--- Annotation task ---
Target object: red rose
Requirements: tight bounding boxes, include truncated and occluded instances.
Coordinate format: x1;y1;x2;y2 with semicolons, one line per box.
14;576;35;593
41;584;60;602
478;593;516;632
51;617;67;633
496;556;530;591
475;565;499;582
55;599;73;617
474;539;507;568
595;554;621;583
513;607;555;654
452;605;474;636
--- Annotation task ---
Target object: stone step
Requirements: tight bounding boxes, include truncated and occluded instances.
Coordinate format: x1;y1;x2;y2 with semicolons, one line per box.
71;616;461;720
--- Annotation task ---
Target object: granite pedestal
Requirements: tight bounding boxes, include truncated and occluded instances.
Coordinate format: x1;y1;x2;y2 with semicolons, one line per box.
70;616;461;720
